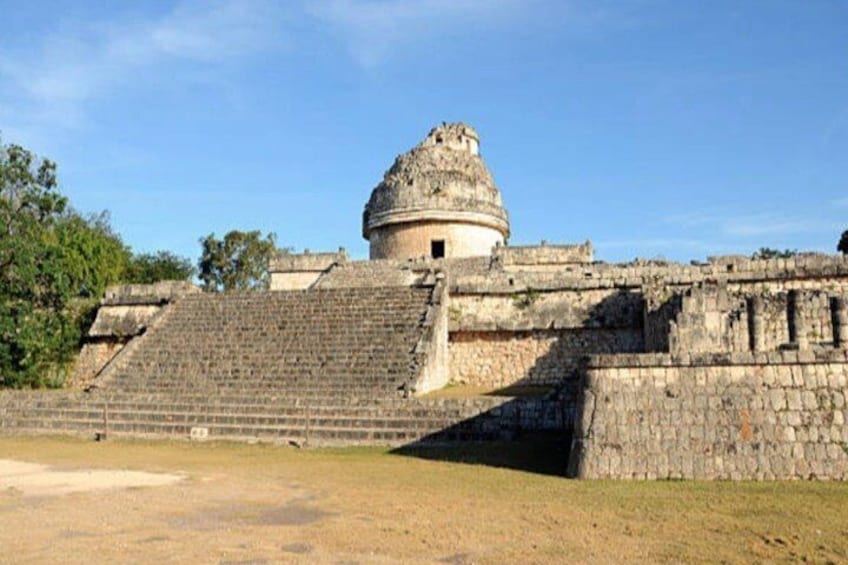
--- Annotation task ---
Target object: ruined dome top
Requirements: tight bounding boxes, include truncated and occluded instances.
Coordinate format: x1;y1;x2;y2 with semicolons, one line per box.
362;122;510;239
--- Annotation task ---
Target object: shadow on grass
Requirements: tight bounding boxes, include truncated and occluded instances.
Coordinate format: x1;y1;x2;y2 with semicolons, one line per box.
391;430;572;478
483;385;554;398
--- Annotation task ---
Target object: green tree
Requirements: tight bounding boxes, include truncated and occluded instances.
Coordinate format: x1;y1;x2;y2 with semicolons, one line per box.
839;230;848;255
751;247;797;260
125;250;195;284
0;140;76;387
55;210;131;298
198;230;276;292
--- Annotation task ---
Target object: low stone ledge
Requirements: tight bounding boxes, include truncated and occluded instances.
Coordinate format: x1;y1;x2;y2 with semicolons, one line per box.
585;348;848;369
268;249;348;273
450;252;848;295
102;281;199;305
493;241;594;266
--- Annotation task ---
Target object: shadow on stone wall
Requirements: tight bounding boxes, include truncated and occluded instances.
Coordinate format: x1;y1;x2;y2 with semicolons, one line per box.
391;398;571;476
398;290;641;476
392;338;596;477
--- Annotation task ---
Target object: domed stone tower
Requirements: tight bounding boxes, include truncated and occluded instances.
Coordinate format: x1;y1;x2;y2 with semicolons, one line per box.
363;123;510;260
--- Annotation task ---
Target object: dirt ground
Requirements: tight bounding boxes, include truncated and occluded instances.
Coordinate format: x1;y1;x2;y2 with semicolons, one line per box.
0;459;184;496
1;435;847;564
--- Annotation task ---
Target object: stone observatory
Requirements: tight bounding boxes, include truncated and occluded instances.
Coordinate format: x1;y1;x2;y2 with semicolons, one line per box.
362;122;510;260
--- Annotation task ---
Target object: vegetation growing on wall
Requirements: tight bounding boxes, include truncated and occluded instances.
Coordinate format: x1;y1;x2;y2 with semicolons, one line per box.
511;288;540;310
752;247;798;260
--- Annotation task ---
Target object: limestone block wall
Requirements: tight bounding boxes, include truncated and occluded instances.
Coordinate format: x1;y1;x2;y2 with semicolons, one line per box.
668;283;746;354
369;220;504;260
792;291;835;345
269;271;325;291
103;280;199;304
448;329;643;388
658;282;845;355
89;305;162;337
569;351;848;480
730;277;848;294
643;289;681;353
493;241;593;271
449;288;643;332
451;254;848;297
752;293;790;350
268;250;347;291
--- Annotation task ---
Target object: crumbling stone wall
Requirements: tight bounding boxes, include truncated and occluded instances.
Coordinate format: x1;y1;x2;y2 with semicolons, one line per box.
569;350;848;480
667;283;745;354
667;286;846;356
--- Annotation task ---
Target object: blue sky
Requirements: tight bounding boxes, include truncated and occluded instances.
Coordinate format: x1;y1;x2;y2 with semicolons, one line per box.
1;0;846;263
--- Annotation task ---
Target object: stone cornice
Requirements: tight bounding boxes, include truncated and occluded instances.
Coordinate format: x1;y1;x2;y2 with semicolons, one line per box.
363;207;510;239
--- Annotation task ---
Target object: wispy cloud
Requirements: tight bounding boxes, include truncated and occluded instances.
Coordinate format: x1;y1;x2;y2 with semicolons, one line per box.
721;214;816;237
665;211;836;238
834;197;848;208
306;0;622;67
0;0;634;146
0;0;289;144
598;238;716;250
307;0;526;66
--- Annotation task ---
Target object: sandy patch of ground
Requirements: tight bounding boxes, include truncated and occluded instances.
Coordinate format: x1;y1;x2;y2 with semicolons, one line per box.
0;459;184;496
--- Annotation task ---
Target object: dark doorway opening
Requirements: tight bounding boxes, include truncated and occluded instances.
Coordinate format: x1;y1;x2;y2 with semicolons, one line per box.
431;240;445;259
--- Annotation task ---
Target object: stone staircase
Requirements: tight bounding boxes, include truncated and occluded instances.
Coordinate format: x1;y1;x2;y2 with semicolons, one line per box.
99;286;431;396
0;286;566;445
0;391;563;445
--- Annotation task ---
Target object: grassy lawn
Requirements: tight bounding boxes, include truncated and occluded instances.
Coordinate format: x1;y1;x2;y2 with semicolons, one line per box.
1;434;847;564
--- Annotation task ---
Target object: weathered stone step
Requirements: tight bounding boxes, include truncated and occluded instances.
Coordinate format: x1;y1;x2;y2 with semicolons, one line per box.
12;405;487;426
94;286;436;398
1;417;501;445
0;394;511;413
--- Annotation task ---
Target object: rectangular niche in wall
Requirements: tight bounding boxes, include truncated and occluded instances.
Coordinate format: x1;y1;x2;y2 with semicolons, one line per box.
431;240;445;259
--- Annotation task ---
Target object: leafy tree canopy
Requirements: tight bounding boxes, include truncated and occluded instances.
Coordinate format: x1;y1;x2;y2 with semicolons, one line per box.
751;247;798;260
0;137;205;388
198;230;276;292
839;230;848;255
55;210;131;298
125;250;195;284
0;140;76;387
